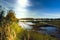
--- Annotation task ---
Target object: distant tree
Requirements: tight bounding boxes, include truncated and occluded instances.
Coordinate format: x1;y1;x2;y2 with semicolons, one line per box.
0;5;5;21
0;10;4;19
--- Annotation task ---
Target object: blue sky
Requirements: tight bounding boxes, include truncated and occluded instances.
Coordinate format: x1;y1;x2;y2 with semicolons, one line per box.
0;0;60;18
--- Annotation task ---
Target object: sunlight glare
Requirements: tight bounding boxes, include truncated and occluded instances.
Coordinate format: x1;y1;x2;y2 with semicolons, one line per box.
17;0;29;7
14;0;29;18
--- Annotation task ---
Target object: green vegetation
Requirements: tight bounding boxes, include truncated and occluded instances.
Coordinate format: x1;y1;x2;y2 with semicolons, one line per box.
45;21;60;28
0;9;26;40
0;6;58;40
29;31;57;40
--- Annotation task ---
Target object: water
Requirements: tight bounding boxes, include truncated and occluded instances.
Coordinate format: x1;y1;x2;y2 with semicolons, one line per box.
19;22;60;38
39;26;60;38
19;22;33;30
40;27;58;33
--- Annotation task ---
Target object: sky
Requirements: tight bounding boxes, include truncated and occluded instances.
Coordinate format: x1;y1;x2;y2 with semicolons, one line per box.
0;0;60;18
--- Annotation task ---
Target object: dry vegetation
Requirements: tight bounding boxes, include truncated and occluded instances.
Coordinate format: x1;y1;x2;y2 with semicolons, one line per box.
0;8;59;40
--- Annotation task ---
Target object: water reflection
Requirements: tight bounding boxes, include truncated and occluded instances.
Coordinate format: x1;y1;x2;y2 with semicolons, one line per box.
19;22;33;30
19;22;60;38
39;26;60;38
40;27;57;33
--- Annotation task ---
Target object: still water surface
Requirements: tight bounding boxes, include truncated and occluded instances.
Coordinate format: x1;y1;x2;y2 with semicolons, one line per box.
39;26;60;38
19;22;60;38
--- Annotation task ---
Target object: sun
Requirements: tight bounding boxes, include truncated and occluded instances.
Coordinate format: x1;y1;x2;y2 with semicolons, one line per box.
17;0;29;7
14;0;29;18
